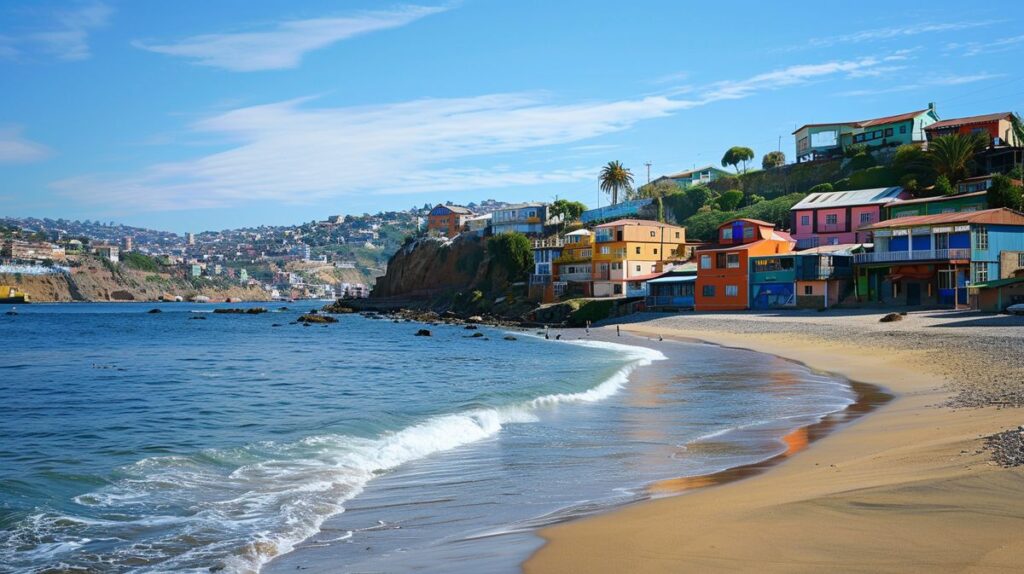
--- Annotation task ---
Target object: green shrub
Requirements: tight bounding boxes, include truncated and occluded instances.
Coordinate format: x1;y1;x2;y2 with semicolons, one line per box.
847;166;898;189
807;183;833;195
844;144;868;158
717;189;744;211
988;174;1023;210
486;233;534;282
567;299;615;327
934;175;955;196
847;152;876;172
122;252;161;272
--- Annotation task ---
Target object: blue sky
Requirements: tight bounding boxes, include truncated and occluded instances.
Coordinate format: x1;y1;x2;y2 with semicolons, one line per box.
2;0;1023;232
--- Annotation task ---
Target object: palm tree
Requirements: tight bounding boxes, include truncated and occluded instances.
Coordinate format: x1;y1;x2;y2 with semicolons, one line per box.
599;161;634;206
928;133;986;184
1010;113;1024;173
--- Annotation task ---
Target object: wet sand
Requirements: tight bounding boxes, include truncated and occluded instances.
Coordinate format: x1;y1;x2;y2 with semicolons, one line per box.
526;313;1024;574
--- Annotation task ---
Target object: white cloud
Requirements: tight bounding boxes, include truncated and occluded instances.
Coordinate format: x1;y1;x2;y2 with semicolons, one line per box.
799;21;997;49
134;5;448;72
834;72;1003;97
52;55;901;211
947;34;1024;57
31;1;112;61
0;127;52;164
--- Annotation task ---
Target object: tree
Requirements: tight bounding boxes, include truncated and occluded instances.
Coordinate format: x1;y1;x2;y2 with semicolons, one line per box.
550;199;587;224
762;150;786;170
807;183;833;195
988;174;1024;211
722;146;755;174
599;160;634;206
934;175;955;197
928;133;986;184
486;233;534;282
636;179;681;200
717;189;744;211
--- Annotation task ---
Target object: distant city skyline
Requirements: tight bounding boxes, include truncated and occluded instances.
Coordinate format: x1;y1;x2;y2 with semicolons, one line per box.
2;0;1022;232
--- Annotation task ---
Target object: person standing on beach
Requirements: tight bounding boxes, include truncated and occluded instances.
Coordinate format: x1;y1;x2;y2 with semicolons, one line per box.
585;320;590;335
616;325;620;337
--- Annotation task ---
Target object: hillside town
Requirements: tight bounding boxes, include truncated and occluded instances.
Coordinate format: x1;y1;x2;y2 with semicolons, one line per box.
409;106;1024;316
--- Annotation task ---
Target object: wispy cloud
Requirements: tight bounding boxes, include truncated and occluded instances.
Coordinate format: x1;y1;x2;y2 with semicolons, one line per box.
834;72;1003;97
0;127;52;164
52;55;902;211
946;34;1024;57
134;5;448;72
31;1;111;61
785;21;997;51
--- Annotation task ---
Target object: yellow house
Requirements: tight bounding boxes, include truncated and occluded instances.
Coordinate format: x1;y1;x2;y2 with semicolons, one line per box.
591;219;687;297
554;229;594;284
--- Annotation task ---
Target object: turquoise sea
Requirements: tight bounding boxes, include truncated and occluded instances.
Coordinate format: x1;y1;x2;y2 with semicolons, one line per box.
0;303;854;573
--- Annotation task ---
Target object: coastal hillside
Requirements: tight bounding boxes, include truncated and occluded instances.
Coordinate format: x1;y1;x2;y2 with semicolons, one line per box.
373;234;488;299
1;256;268;302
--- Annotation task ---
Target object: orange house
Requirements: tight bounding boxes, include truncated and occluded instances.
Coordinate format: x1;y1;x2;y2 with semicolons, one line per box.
695;219;795;311
427;204;473;237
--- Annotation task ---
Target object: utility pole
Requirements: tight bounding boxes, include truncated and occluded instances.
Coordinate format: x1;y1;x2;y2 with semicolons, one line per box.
778;135;782;152
644;161;652;185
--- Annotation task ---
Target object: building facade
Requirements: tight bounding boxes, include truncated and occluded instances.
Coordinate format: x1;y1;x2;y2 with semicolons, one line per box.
794;105;940;163
790;187;907;249
924;112;1021;147
491;203;551;236
655;165;732;189
427;204;474;238
591;219;687;297
695;219;796;311
886;191;989;219
855;209;1024;307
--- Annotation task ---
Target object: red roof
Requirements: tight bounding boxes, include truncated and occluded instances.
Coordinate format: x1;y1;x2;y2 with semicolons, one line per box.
925;112;1012;130
627;271;666;282
857;109;929;128
859;208;1024;231
721;218;776;228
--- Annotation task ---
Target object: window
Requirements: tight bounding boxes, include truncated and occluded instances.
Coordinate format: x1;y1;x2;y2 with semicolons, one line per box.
650;231;656;237
702;285;715;297
674;232;680;239
825;214;838;225
934;232;949;250
798;136;809;151
600;246;610;255
801;215;810;226
860;212;873;224
974;226;988;250
721;228;731;240
743;226;754;239
725;285;738;297
972;262;989;284
611;262;622;270
653;248;658;255
726;253;740;268
804;285;813;295
635;246;641;255
884;128;893;137
635;265;642;272
716;253;727;268
1019;253;1024;268
701;254;712;269
938;270;955;290
899;125;907;134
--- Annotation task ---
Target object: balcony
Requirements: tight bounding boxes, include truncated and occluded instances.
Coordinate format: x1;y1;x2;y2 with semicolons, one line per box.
854;249;970;264
646;295;695;309
530;274;552;285
820;223;846;233
532;237;564;249
559;271;593;282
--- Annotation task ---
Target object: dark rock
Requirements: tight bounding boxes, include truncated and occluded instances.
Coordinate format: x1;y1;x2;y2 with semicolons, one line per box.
879;313;903;323
464;325;478;330
147;308;162;314
271;323;282;327
415;329;432;337
503;335;517;341
189;315;206;320
299;314;337;324
467;332;484;338
213;308;268;315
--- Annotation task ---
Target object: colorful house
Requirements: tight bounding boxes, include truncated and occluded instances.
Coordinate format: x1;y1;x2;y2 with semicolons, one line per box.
654;165;732;189
924;112;1021;147
971;275;1024;312
591;219;687;297
794;104;940;163
748;246;857;310
855;208;1024;307
886;191;989;219
554;228;593;279
955;174;1022;196
790;187;908;249
645;263;698;310
491;203;552;236
580;198;653;225
695;219;795;311
427;204;473;238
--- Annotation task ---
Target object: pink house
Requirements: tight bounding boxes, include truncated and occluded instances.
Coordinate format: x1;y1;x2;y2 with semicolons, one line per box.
790;187;908;249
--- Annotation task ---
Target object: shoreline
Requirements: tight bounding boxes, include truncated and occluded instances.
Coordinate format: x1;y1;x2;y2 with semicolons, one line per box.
525;314;1024;573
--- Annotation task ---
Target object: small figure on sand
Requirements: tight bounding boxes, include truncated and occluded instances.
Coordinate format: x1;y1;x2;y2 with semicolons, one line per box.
616;325;620;337
544;325;550;340
585;320;591;335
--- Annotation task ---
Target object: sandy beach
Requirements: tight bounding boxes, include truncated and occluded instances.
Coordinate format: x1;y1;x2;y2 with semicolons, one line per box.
526;310;1024;573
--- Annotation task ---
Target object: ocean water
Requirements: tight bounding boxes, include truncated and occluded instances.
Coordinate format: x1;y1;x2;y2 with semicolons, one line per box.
0;303;854;573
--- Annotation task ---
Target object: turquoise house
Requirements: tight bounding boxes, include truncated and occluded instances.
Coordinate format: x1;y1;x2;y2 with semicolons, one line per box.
794;104;940;163
654;165;732;189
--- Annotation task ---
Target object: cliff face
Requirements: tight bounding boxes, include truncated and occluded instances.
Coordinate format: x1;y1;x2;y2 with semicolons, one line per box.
0;257;268;302
373;235;491;298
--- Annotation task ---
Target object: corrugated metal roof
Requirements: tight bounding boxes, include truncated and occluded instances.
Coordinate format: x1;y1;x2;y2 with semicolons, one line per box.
888;191;987;206
859;208;1024;230
792;187;904;210
594;219;685;229
647;275;697;284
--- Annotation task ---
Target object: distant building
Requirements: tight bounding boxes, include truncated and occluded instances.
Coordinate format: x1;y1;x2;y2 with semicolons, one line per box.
2;240;65;262
654;165;732;189
186;232;195;246
427;204;474;237
121;236;133;252
491;203;552;236
239;268;248;283
794;104;940;163
924;112;1021;147
465;213;492;235
92;244;120;263
580;198;653;225
886;191;990;219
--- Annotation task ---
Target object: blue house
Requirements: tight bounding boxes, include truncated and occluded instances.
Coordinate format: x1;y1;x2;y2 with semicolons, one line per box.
580;198;653;225
748;246;857;310
855;208;1024;307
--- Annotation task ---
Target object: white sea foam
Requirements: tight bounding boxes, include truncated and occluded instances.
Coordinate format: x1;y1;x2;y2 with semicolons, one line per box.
42;337;664;573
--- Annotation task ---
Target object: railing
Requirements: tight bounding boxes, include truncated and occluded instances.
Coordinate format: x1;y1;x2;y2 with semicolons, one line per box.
646;296;695;309
854;248;971;264
611;249;627;259
530;274;552;285
531;237;564;249
820;223;846;233
559;271;592;282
